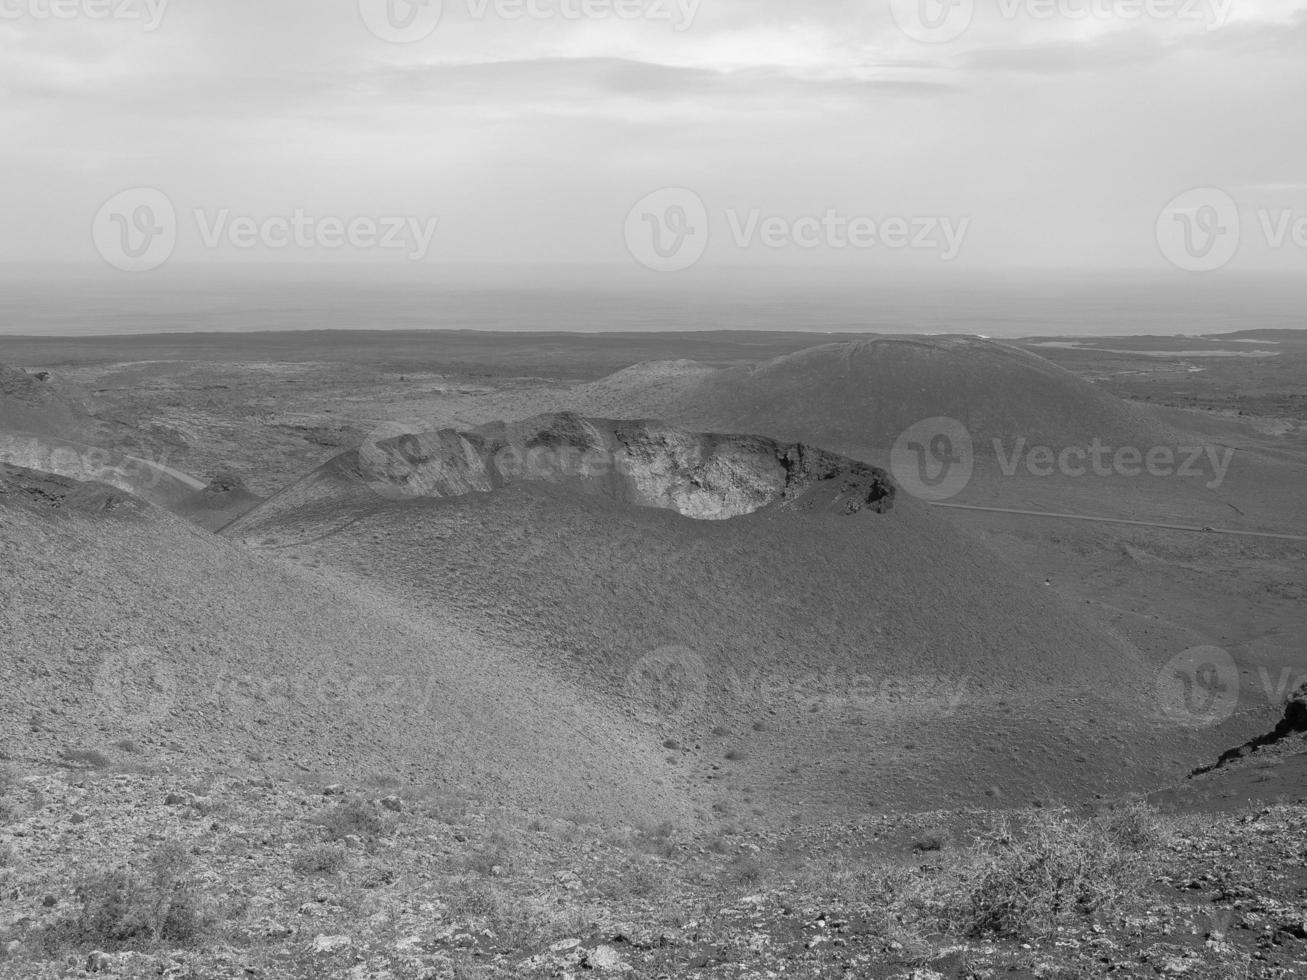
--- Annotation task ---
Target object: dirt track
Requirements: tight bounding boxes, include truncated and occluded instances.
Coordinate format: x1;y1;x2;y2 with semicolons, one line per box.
931;502;1307;543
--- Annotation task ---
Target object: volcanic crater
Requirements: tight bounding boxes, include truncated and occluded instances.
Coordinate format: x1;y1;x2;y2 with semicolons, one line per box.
352;412;896;520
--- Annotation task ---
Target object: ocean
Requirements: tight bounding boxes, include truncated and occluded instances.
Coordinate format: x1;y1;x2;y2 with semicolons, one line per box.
0;266;1302;338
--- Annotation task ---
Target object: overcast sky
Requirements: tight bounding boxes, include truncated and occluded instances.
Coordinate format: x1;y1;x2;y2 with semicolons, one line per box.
2;0;1305;272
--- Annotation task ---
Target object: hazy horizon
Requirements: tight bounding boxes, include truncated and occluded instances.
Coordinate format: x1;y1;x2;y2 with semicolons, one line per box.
0;264;1302;338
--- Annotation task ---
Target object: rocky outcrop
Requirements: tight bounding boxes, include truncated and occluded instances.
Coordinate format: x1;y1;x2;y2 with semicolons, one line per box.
1192;682;1307;776
352;413;895;521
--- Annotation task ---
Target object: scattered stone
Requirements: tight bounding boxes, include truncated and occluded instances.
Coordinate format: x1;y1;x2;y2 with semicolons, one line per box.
312;934;352;954
553;870;582;891
1277;919;1307;940
584;944;628;971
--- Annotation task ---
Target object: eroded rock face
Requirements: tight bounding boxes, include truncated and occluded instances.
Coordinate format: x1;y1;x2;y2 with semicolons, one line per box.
1193;682;1307;777
353;413;894;520
1284;683;1307;732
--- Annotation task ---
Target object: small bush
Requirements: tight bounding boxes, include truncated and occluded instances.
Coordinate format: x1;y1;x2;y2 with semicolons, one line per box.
291;845;349;876
963;812;1146;939
598;858;665;902
315;799;385;841
636;820;679;858
447;884;545;947
1097;800;1169;851
59;748;112;770
461;832;513;876
912;827;951;853
726;855;765;890
64;843;206;950
360;865;399;889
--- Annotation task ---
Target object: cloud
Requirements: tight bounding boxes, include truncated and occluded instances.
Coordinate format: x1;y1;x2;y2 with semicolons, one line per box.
0;0;1305;268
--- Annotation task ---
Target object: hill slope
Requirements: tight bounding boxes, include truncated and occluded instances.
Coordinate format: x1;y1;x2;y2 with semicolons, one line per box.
219;414;1220;813
0;361;261;527
559;337;1181;460
0;462;687;823
415;336;1282;527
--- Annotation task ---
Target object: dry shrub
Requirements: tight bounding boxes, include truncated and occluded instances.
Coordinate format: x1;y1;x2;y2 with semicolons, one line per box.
61;843;207;950
725;854;765;890
315;798;386;841
59;748;112;770
291;844;350;876
787;806;1162;946
961;810;1151;939
446;883;552;948
460;831;514;876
